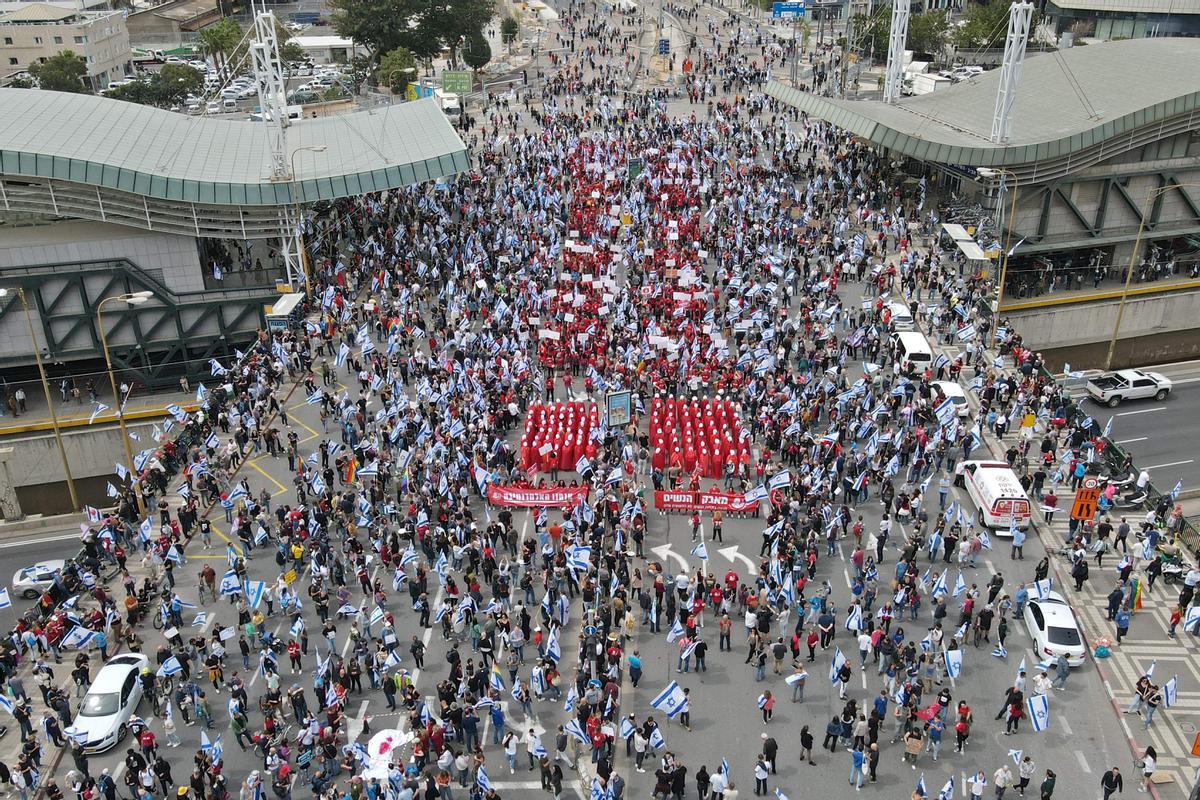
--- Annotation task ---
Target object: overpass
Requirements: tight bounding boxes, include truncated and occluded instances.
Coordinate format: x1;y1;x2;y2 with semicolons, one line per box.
0;89;469;388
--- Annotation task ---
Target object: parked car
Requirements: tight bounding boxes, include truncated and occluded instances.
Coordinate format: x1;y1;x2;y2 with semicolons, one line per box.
12;560;65;599
1085;369;1171;407
931;380;969;418
66;653;151;752
1023;591;1086;667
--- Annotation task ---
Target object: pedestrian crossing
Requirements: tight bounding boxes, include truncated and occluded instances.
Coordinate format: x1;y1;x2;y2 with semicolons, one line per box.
1036;497;1200;796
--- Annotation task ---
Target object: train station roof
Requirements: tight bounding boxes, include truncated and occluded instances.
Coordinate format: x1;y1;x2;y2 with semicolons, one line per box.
765;37;1200;168
0;89;469;206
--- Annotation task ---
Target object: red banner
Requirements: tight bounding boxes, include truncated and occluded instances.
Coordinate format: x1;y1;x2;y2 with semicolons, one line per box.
653;490;759;513
487;485;590;509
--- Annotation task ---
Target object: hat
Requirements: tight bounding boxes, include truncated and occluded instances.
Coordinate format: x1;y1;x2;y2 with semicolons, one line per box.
761;733;768;739
178;788;189;796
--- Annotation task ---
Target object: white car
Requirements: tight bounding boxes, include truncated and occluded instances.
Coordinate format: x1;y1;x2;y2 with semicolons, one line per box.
1085;369;1171;407
67;653;150;752
931;380;969;418
1023;592;1086;667
12;559;66;599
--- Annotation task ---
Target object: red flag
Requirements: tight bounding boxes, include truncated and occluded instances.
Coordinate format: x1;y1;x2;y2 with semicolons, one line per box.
916;702;941;722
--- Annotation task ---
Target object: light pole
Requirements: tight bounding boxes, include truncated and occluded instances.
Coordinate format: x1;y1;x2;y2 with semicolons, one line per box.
1104;182;1200;370
978;167;1020;350
0;286;78;511
289;145;328;297
96;291;153;516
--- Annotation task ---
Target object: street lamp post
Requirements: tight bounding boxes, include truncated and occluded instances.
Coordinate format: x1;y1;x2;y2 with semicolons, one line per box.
96;291;153;516
289;145;328;297
978;167;1020;350
1104;182;1200;370
0;286;79;511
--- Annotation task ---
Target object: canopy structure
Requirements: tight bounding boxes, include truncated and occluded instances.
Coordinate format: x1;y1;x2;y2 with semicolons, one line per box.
0;89;470;238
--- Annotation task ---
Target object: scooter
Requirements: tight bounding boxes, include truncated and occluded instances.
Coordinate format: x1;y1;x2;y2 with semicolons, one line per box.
1113;489;1148;509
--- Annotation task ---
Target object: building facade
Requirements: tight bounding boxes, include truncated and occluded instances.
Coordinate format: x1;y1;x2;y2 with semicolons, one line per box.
0;2;130;86
1043;0;1200;39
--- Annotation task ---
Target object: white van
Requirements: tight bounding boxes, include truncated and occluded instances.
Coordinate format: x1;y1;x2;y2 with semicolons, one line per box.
885;301;914;331
891;331;933;372
955;460;1031;533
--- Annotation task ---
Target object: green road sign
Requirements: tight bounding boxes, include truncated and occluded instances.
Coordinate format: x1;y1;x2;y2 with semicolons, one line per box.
441;70;472;94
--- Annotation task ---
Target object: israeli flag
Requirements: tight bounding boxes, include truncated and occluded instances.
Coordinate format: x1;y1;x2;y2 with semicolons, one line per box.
648;727;666;749
564;684;579;713
157;656;182;677
690;540;709;562
768;470;792;490
953;572;967;598
192;613;207;628
649;681;689;718
369;605;386;626
916;775;927;798
619;716;635;740
992;645;1007;659
1026;694;1049;732
0;588;10;609
944;649;963;679
931;571;947;597
0;694;13;715
564;718;589;743
219;570;241;596
937;777;955;800
546;628;561;662
1144;659;1157;680
384;650;402;669
290;616;305;636
829;646;848;683
844;604;863;631
476;766;492;792
1164;675;1179;708
666;619;686;643
1172;480;1184;500
60;626;96;649
244;580;266;609
1033;578;1052;600
919;634;932;652
1008;749;1023;766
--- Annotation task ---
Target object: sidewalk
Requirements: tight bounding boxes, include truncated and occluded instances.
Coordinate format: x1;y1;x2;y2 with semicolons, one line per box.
0;387;196;437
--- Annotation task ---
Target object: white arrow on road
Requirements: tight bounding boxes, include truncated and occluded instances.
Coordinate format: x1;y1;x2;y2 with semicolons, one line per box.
717;544;757;571
650;544;689;572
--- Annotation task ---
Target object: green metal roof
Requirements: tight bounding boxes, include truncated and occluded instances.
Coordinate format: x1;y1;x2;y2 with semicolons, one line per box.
766;37;1200;168
0;89;470;205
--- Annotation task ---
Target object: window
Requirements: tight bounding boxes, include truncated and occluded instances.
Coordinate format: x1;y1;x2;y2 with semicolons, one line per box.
2;37;12;45
53;36;63;44
33;36;42;44
7;58;16;66
74;35;85;44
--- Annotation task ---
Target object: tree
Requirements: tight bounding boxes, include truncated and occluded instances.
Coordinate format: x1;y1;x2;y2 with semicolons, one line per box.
376;46;417;93
29;51;89;93
501;16;519;45
852;9;947;59
328;0;437;62
428;0;495;65
198;18;242;79
463;30;491;71
952;0;1036;51
154;63;203;104
280;41;306;65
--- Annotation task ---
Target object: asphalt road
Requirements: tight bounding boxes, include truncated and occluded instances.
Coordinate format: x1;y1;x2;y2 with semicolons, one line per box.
1076;360;1200;495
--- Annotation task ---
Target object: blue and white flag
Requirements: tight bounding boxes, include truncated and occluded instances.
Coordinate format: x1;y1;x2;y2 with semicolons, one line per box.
1026;694;1049;731
916;775;927;798
244;580;266;609
0;694;13;715
829;646;848;683
157;656;182;677
649;681;689;718
564;718;589;744
192;613;207;628
648;727;665;749
1033;578;1052;600
219;569;241;596
953;572;967;598
564;684;578;713
690;540;709;561
1008;749;1023;766
60;626;96;649
992;645;1007;659
944;649;963;679
545;627;561;662
666;619;686;643
0;588;10;609
844;605;863;632
1172;480;1184;501
937;777;955;800
476;766;492;792
1164;675;1179;708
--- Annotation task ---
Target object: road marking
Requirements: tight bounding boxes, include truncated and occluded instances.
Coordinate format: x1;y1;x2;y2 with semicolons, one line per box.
1075;751;1091;773
0;531;82;549
247;459;288;493
1114;407;1166;416
1115;437;1148;444
1059;715;1073;735
1144;459;1194;470
346;699;370;742
984;559;997;575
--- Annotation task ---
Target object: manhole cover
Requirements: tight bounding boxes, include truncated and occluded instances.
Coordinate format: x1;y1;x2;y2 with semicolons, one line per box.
1182;722;1196;733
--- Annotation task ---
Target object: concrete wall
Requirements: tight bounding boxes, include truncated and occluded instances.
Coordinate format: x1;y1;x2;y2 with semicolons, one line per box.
0;418;159;517
1009;287;1200;367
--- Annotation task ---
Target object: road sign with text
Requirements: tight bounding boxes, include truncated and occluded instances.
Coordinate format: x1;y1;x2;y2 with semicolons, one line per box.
441;70;472;94
1070;476;1100;521
772;1;806;18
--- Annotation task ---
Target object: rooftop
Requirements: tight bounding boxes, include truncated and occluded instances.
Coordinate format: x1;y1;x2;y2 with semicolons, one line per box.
0;89;470;206
0;2;78;22
765;37;1200;167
